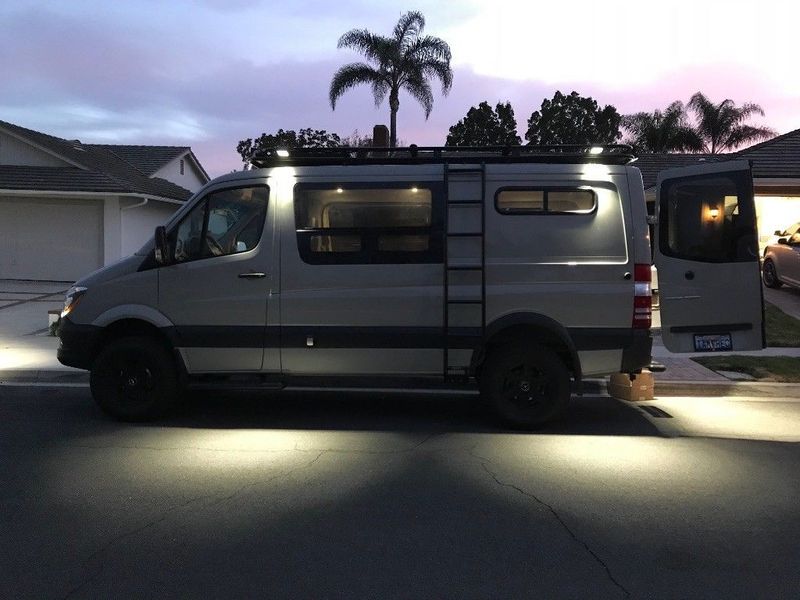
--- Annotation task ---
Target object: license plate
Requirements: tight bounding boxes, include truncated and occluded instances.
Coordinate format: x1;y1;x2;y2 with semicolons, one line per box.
693;333;732;352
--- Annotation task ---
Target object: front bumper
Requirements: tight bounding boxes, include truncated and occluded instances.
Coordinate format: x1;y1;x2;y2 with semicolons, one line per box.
57;317;102;370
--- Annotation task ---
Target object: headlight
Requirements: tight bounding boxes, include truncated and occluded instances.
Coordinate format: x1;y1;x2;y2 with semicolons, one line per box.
61;286;88;318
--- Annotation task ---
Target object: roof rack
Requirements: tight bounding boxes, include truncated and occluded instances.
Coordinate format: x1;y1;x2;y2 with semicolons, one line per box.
249;144;637;168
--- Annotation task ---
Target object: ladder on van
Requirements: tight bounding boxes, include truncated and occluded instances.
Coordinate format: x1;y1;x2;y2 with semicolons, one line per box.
443;163;486;382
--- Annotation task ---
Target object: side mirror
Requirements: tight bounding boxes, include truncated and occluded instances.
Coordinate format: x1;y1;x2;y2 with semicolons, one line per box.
154;226;170;264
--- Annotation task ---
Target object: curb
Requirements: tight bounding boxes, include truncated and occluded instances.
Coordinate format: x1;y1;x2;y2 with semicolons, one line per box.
583;378;800;399
2;371;800;398
0;369;89;384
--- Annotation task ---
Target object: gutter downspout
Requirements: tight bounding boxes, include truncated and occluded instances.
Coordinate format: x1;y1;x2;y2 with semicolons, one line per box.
120;198;150;211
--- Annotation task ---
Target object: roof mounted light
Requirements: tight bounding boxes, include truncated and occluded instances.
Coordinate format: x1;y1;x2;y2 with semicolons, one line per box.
276;149;290;158
589;146;604;155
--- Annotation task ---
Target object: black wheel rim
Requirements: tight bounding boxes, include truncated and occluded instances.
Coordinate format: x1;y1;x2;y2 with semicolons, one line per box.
108;352;156;404
764;262;776;285
500;362;551;409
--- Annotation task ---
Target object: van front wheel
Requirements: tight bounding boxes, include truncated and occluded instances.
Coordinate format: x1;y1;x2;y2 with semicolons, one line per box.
480;344;570;429
90;336;178;422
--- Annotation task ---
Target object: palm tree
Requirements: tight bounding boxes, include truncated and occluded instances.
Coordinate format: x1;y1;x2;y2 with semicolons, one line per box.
329;11;453;147
688;92;776;154
622;101;703;153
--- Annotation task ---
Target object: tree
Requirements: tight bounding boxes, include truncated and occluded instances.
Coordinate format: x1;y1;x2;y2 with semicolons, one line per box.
236;128;342;164
687;92;776;154
525;91;622;146
329;11;453;147
622;101;703;153
340;129;373;147
445;101;521;146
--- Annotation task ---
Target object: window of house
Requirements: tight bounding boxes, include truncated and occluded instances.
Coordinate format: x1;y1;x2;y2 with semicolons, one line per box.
180;159;185;175
294;183;442;264
495;188;596;214
171;185;268;263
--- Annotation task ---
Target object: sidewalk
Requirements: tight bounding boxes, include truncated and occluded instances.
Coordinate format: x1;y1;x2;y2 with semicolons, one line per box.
2;279;800;396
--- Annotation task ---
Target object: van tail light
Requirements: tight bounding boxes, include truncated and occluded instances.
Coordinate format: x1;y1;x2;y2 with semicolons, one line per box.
632;263;652;329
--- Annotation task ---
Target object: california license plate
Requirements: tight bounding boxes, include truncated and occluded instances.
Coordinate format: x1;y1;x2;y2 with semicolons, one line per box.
693;334;732;352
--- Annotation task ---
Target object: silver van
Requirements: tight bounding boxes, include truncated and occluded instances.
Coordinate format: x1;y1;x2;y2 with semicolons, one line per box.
57;146;765;427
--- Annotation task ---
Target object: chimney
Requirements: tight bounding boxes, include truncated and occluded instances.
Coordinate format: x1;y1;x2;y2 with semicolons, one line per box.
372;125;390;147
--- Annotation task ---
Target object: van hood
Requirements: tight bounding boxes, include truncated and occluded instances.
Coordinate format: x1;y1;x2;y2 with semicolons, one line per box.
75;254;146;288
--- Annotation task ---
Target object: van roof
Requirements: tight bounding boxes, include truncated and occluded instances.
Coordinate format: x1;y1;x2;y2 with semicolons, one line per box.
250;145;636;169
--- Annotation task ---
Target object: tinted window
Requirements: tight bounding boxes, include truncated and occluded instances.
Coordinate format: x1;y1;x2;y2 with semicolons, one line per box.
496;188;595;214
659;172;757;263
171;186;268;263
294;184;442;264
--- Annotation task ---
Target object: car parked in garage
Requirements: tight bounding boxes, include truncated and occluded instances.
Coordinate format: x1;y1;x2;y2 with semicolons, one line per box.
763;227;800;289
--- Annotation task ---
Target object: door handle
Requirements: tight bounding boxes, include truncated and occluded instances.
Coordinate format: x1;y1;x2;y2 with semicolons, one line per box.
238;272;266;279
684;270;695;280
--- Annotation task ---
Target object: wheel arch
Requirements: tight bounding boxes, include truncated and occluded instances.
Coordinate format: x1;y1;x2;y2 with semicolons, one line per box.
476;312;582;384
94;318;186;377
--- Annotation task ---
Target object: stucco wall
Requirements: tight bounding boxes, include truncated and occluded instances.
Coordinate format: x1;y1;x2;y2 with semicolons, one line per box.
119;200;180;257
0;131;72;167
151;155;206;193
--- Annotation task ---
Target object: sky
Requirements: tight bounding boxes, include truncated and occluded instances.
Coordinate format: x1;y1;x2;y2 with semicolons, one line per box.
1;0;797;177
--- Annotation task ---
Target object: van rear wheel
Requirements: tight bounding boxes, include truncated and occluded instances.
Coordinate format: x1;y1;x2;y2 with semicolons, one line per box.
480;344;570;429
90;336;178;422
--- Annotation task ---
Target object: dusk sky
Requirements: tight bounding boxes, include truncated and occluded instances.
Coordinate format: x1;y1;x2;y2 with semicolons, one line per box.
2;0;795;177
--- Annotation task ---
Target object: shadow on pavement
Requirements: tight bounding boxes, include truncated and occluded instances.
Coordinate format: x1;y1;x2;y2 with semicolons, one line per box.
150;390;664;437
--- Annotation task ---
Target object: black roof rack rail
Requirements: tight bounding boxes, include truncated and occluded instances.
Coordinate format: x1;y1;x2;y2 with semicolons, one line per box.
249;144;637;168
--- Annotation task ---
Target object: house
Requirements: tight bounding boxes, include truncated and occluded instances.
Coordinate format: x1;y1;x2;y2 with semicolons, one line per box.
634;129;800;249
0;120;210;281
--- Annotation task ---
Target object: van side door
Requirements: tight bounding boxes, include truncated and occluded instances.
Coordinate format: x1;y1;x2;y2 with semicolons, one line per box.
654;161;765;352
279;176;444;378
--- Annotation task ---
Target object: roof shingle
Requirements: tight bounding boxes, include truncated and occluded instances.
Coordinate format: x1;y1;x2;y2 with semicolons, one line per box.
0;120;194;201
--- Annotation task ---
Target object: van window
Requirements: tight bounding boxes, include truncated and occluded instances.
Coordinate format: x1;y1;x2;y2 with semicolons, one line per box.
294;184;442;264
659;173;756;263
171;185;268;263
496;188;595;214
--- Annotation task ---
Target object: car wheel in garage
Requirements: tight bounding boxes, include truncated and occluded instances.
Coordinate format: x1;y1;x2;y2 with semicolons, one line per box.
762;259;783;289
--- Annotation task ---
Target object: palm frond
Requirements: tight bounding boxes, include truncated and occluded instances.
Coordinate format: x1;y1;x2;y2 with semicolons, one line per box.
337;29;392;64
403;77;434;118
329;63;386;109
393;11;425;46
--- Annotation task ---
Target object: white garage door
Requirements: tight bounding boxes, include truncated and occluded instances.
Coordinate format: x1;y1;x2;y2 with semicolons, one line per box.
0;197;103;281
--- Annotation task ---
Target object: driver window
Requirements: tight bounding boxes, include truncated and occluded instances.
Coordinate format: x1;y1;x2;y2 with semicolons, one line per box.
172;185;268;263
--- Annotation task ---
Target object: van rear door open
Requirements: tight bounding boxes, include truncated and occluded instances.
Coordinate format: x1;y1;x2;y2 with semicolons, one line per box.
654;160;765;353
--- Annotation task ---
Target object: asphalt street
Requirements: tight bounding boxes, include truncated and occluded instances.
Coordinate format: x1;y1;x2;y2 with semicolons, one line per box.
1;387;799;599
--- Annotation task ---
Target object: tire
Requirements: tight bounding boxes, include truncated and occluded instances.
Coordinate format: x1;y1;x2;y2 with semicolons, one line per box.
90;336;178;421
479;343;571;429
763;259;783;289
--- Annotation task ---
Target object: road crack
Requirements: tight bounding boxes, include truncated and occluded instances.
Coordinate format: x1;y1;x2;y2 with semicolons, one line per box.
469;449;630;599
